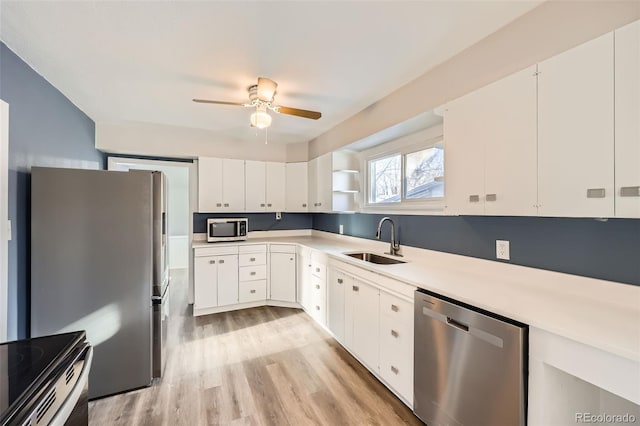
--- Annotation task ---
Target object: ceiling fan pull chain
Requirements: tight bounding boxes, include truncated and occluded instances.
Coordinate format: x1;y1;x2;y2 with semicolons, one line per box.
265;126;268;145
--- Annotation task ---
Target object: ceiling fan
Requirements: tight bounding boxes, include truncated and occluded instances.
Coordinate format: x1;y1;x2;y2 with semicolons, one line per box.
193;77;322;129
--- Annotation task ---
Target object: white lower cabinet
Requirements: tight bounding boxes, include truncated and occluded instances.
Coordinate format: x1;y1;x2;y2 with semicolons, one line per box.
327;269;347;344
194;251;239;311
298;251;313;312
310;262;327;325
239;280;267;303
216;255;239;306
345;278;380;372
238;245;267;304
269;246;297;302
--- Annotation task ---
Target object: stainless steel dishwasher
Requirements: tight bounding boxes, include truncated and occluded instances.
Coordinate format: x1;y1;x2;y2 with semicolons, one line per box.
414;289;528;426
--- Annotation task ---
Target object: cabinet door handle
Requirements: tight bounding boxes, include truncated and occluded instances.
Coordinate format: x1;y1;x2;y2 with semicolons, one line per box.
224;203;229;207
391;304;399;312
391;330;399;338
316;267;320;272
620;186;640;197
587;188;606;198
250;289;256;294
318;202;322;206
315;305;320;311
337;278;343;284
216;203;222;207
302;203;307;207
352;285;359;292
267;203;272;207
219;260;224;264
250;257;256;262
390;366;399;375
290;258;294;261
260;203;265;207
485;194;497;202
209;260;215;264
469;195;480;202
250;271;256;276
315;284;320;289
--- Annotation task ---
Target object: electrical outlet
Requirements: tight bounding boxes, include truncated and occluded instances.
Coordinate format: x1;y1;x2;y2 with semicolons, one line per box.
275;212;282;220
496;240;510;260
339;224;344;235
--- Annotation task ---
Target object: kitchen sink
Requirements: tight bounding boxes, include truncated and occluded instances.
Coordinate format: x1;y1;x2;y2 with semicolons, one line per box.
344;252;406;265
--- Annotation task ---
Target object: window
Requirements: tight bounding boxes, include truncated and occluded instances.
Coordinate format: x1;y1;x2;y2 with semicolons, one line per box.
367;141;444;206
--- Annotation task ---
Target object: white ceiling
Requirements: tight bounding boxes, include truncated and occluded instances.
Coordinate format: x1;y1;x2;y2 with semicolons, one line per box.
0;1;540;145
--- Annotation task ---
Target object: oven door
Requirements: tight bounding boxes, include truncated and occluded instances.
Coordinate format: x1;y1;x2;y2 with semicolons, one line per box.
49;344;93;426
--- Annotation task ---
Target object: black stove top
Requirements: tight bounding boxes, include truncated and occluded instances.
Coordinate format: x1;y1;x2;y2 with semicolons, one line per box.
0;331;86;424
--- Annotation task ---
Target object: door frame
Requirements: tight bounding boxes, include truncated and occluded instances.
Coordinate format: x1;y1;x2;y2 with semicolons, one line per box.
1;100;9;342
107;156;198;304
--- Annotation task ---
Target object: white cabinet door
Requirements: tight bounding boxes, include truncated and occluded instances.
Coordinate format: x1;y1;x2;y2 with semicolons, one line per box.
270;252;296;302
327;268;347;344
222;159;245;211
538;32;615;217
444;66;537;216
266;162;286;212
194;256;218;309
245;160;266;212
615;20;640;218
298;254;313;311
316;153;333;212
285;162;308;212
308;158;318;212
347;278;379;371
217;255;239;306
198;157;224;212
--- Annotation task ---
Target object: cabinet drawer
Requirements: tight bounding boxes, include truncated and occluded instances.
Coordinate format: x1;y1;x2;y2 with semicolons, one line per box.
238;244;267;254
380;291;413;325
311;261;326;280
194;245;239;257
379;353;413;404
380;318;413;403
239;265;267;281
311;275;326;301
239;252;267;267
270;244;296;254
310;299;326;325
239;280;267;303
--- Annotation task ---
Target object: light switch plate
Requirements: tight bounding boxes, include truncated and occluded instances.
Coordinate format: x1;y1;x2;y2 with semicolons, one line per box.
496;240;510;260
339;224;344;235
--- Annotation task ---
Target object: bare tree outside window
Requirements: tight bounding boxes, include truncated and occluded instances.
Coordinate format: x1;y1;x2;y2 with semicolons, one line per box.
405;147;444;199
369;155;401;203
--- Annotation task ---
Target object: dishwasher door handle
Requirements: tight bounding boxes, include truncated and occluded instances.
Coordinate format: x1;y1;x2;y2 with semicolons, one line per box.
446;317;469;332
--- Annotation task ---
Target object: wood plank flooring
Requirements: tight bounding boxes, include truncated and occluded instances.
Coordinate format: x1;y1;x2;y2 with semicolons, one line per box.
88;269;422;425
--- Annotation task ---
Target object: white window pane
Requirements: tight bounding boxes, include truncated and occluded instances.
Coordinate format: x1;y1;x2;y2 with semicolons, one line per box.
369;155;401;203
405;147;444;199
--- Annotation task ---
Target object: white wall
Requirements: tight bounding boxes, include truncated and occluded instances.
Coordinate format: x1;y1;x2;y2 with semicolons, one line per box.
308;1;640;158
97;121;308;162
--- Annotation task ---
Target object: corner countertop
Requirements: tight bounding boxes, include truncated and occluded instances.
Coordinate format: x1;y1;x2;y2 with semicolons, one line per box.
193;233;640;362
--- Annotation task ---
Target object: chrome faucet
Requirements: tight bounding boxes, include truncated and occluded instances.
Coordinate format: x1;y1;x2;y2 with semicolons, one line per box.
376;217;402;257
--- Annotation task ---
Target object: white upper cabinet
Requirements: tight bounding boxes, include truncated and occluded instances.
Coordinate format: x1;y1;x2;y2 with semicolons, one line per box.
245;160;267;212
538;32;615;217
308;153;333;212
614;20;640;218
265;162;286;212
198;157;245;212
285;162;308;212
445;65;537;216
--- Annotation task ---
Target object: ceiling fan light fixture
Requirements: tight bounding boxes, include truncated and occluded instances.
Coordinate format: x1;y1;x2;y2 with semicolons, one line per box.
250;110;272;129
257;77;278;102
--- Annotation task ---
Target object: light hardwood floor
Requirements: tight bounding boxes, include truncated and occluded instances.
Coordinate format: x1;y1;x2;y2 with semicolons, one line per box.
88;269;422;425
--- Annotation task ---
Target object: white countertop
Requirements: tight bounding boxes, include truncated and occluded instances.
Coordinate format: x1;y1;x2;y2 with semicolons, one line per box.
193;232;640;362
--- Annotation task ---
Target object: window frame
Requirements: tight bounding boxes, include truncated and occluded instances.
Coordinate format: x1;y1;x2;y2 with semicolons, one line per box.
363;136;444;212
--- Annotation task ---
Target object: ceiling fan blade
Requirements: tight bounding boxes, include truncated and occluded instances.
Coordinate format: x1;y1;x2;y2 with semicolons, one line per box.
257;77;278;102
192;99;245;106
277;106;322;120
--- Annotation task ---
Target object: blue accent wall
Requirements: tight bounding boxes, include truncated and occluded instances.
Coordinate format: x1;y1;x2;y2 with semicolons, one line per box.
194;212;312;233
313;213;640;286
0;43;105;339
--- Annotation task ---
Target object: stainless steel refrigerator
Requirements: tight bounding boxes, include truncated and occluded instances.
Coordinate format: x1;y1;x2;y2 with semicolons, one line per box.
30;167;169;399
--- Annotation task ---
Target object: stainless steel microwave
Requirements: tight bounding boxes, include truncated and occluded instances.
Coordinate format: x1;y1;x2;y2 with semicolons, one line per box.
207;218;248;242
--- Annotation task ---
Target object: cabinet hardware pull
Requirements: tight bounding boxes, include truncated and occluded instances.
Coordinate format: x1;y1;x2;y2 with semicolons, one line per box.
302;203;307;207
260;204;265;207
290;258;293;261
391;330;399;338
315;284;320;289
469;195;480;202
316;305;320;311
219;260;224;264
250;289;256;294
391;366;399;374
391;304;399;312
216;203;222;207
352;285;359;292
586;188;606;198
620;186;640;197
337;278;343;284
209;260;215;264
316;268;320;272
224;203;229;207
318;203;322;206
485;194;497;202
250;272;256;276
250;257;256;262
267;203;272;207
